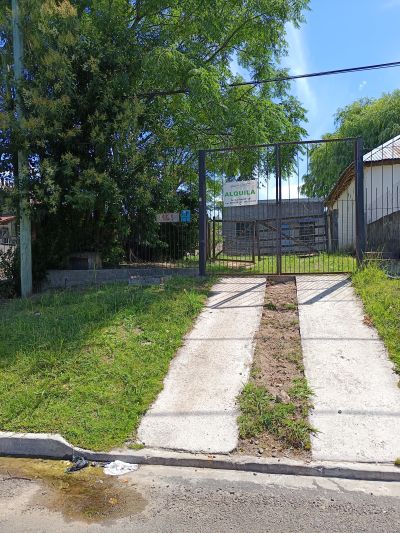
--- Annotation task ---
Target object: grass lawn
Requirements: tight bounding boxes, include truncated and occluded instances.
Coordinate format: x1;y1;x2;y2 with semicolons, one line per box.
0;277;211;450
353;266;400;374
207;253;357;275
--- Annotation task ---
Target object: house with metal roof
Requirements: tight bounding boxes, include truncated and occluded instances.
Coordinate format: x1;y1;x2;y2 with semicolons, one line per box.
222;198;327;257
0;176;16;253
325;136;400;256
0;215;17;253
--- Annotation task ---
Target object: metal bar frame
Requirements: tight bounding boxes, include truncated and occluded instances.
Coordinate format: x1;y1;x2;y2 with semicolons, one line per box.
275;144;282;275
198;150;207;276
355;138;366;265
199;137;362;276
202;137;358;154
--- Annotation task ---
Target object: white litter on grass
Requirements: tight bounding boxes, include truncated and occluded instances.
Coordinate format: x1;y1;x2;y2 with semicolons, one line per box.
104;460;139;476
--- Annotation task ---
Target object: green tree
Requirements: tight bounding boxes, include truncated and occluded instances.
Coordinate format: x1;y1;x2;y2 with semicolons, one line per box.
302;91;400;198
1;0;309;269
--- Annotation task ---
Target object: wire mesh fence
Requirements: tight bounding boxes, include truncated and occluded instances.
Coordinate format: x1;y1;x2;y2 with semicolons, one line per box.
203;138;361;275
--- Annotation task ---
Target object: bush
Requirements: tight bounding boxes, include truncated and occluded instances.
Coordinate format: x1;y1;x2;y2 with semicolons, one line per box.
0;249;18;298
0;242;48;298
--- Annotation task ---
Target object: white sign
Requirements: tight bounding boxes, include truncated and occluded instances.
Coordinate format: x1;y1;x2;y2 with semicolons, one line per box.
156;213;179;223
223;180;259;207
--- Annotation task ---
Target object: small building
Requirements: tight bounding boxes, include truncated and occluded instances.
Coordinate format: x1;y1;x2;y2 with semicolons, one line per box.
325;136;400;256
0;215;17;252
222;199;327;256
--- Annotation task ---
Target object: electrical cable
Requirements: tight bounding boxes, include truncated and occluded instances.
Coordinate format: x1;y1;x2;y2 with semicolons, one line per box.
137;61;400;98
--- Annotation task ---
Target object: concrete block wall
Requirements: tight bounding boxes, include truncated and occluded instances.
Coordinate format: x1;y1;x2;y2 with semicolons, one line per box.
41;267;198;291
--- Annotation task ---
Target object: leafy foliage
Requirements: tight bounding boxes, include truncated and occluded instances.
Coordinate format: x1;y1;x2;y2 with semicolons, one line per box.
0;248;18;297
302;91;400;198
1;0;309;267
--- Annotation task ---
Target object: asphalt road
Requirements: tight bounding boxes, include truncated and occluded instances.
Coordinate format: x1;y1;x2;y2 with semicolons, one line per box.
1;460;400;533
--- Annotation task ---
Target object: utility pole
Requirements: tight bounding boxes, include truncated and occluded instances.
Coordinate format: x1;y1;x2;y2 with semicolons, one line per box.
11;0;32;297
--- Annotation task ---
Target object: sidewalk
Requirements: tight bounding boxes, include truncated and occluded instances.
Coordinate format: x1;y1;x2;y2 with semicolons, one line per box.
138;277;266;454
297;275;400;463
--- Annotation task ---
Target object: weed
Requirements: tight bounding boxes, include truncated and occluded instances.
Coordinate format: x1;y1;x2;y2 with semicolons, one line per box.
289;378;313;401
286;351;302;365
128;443;145;451
282;303;296;311
238;383;314;450
250;366;262;379
264;302;277;311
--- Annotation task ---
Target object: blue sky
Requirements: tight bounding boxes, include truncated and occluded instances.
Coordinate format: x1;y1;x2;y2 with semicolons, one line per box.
285;0;400;139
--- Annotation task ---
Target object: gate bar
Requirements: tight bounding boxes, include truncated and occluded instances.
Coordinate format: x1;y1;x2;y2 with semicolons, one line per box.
199;150;207;276
276;144;282;275
355;138;366;265
202;137;358;154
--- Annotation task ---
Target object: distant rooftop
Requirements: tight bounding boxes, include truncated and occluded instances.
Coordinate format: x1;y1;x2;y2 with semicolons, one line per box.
363;135;400;162
0;216;16;225
326;135;400;207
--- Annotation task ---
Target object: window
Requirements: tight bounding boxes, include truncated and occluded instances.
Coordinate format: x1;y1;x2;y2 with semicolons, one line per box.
299;221;316;244
236;222;253;238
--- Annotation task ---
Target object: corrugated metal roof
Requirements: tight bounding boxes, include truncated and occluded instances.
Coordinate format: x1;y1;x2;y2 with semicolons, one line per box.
363;135;400;162
0;216;16;225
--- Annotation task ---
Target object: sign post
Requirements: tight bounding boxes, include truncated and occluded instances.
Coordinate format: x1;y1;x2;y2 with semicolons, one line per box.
156;213;179;223
223;180;258;208
180;210;191;223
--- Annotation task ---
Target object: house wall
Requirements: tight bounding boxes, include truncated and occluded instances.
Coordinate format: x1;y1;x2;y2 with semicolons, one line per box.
221;200;327;256
0;220;17;253
332;180;356;252
331;163;400;252
364;164;400;224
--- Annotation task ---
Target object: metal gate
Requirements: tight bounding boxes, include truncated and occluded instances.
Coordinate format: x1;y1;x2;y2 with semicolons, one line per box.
198;138;366;276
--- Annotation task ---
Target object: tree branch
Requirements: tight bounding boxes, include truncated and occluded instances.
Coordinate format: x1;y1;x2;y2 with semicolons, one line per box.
204;14;263;64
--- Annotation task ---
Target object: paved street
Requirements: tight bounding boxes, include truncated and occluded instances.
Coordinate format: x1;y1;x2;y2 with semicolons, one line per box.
1;460;400;532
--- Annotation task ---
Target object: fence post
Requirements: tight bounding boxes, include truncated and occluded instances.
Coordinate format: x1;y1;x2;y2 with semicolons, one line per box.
12;0;32;297
252;221;256;264
199;150;207;276
276;144;282;275
355;138;366;266
207;217;211;260
212;217;216;260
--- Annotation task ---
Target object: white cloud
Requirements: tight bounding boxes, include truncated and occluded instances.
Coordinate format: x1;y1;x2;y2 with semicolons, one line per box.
359;80;367;91
284;23;318;119
383;0;400;8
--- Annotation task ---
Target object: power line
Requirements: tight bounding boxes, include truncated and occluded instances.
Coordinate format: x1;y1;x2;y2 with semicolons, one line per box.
231;61;400;88
138;60;400;98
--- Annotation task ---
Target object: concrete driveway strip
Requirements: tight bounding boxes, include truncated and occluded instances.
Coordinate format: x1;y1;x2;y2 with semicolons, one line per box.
297;274;400;463
138;277;266;454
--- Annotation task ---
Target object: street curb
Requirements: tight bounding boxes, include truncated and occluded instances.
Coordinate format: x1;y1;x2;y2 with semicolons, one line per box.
1;432;400;482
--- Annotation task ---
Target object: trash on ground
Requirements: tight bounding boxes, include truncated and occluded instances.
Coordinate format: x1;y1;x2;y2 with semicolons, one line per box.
104;460;139;476
65;456;89;473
